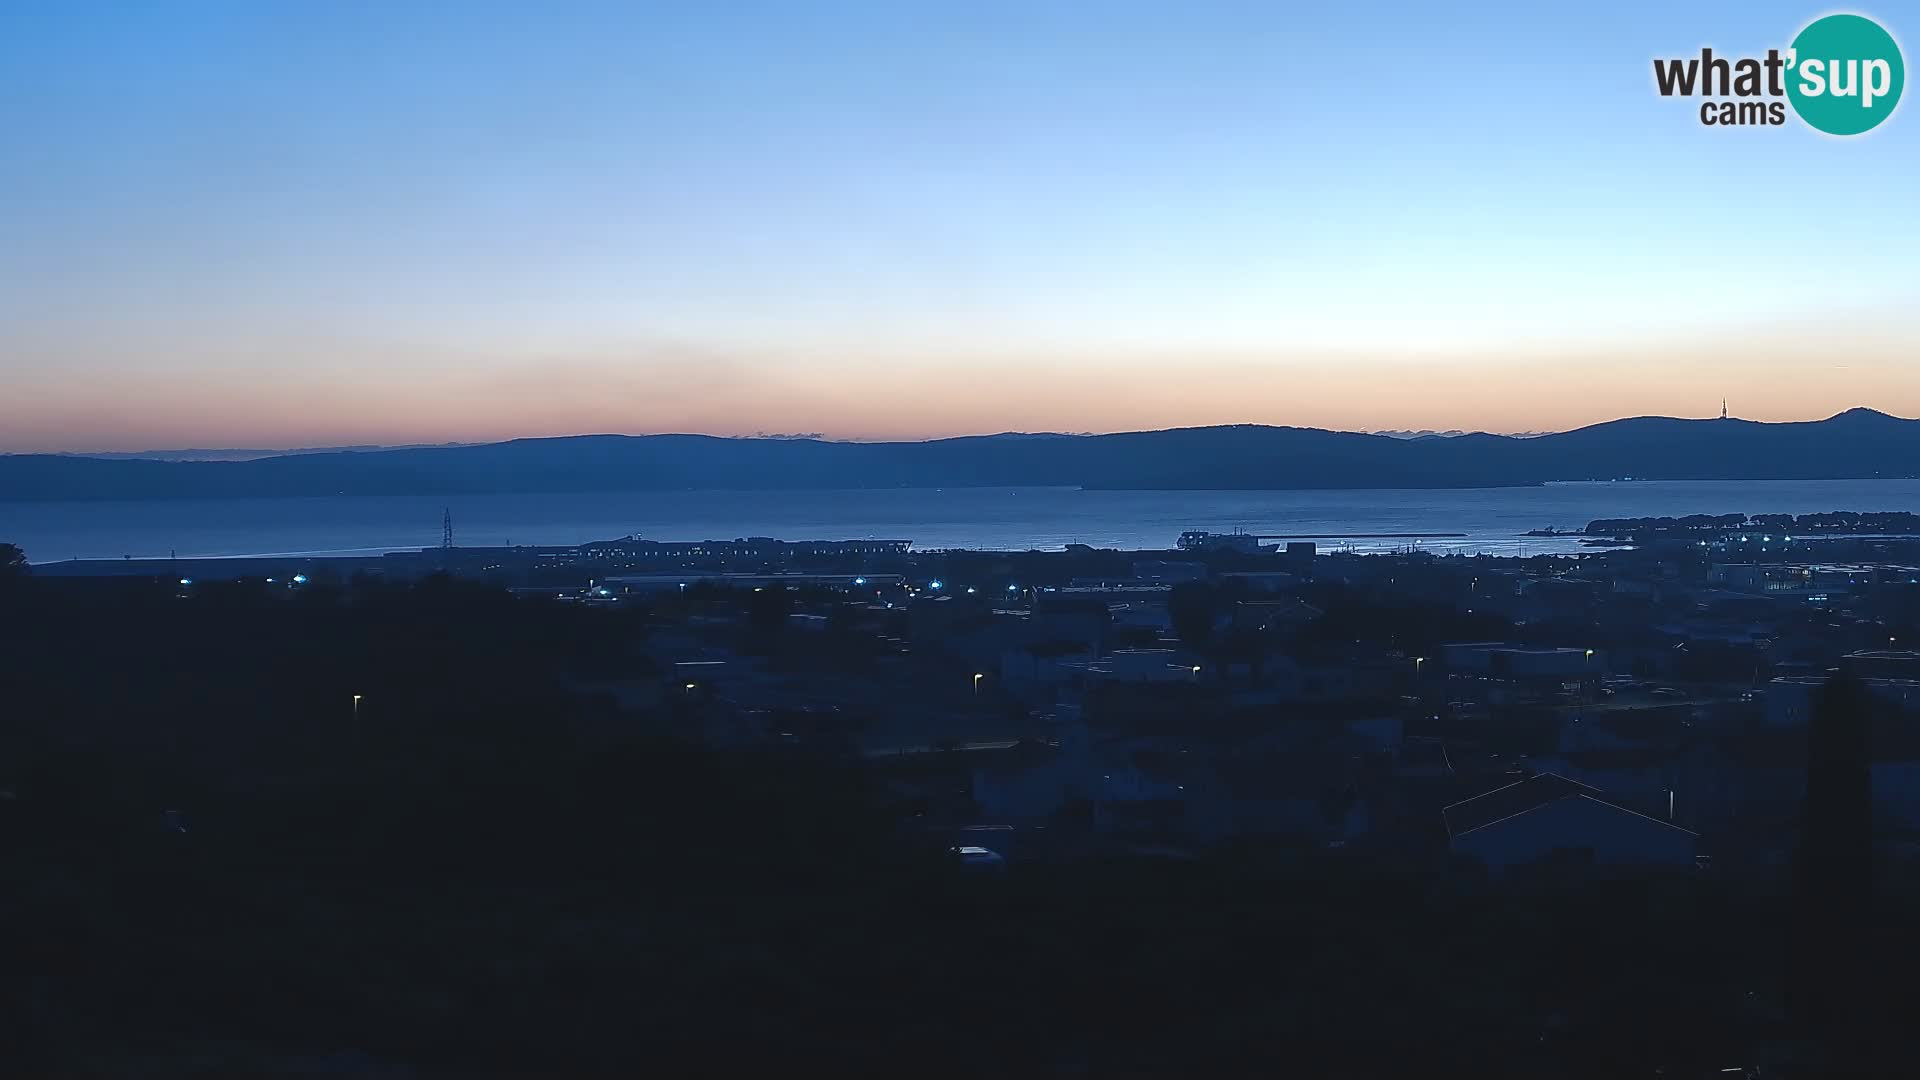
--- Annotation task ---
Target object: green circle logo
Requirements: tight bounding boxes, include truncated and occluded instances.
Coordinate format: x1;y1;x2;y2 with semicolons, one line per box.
1786;14;1904;135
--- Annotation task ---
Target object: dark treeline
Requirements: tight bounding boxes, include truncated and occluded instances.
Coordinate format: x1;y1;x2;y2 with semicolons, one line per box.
1;547;1915;1075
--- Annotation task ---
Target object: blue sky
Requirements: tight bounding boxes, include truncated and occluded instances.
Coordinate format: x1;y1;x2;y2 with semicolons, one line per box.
1;1;1914;449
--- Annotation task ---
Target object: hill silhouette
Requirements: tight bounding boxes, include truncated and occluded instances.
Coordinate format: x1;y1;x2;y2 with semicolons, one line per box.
2;410;1915;500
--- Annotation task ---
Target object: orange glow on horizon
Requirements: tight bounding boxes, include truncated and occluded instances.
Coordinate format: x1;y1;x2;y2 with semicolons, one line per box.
5;316;1919;452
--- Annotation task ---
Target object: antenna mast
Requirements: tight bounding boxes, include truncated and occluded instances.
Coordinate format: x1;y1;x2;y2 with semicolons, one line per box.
442;507;454;550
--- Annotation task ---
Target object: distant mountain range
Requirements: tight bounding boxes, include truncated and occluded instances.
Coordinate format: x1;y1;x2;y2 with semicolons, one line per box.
3;410;1916;500
70;443;475;462
1371;429;1551;440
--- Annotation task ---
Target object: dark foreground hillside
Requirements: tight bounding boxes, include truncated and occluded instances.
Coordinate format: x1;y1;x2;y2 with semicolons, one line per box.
0;563;1913;1076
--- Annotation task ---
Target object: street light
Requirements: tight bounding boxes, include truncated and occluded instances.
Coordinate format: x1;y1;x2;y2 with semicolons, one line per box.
1414;656;1425;674
973;673;984;696
352;694;363;719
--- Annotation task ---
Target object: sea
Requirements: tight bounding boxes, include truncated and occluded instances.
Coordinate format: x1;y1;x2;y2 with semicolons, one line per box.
8;478;1920;564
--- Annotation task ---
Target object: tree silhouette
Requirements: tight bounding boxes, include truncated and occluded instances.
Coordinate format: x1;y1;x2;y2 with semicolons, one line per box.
745;584;793;646
1791;671;1874;1047
0;543;25;581
1167;582;1218;646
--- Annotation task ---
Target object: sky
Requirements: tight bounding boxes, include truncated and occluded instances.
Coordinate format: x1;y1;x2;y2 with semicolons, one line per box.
2;0;1916;451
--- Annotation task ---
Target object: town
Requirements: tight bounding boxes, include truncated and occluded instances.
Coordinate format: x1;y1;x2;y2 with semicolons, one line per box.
24;516;1920;874
5;518;1915;1074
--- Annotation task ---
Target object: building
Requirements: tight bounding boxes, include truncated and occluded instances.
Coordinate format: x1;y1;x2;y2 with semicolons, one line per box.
1767;673;1920;728
1231;598;1323;632
1217;570;1303;592
1444;643;1598;679
1444;773;1696;874
1131;560;1207;583
583;537;912;560
1103;648;1200;683
601;572;903;594
1843;649;1920;680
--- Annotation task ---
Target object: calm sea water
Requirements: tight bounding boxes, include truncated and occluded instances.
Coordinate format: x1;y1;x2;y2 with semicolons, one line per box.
8;479;1920;563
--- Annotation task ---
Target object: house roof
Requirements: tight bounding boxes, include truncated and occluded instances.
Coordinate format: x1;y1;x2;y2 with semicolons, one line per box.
1442;772;1697;839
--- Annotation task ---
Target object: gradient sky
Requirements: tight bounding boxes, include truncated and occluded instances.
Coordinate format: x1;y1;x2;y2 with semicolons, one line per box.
2;1;1916;451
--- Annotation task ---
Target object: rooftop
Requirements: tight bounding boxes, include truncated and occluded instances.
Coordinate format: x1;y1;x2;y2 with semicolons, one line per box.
1442;772;1696;839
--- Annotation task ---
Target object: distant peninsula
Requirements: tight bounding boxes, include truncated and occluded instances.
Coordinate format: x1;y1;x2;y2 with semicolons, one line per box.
2;409;1916;501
